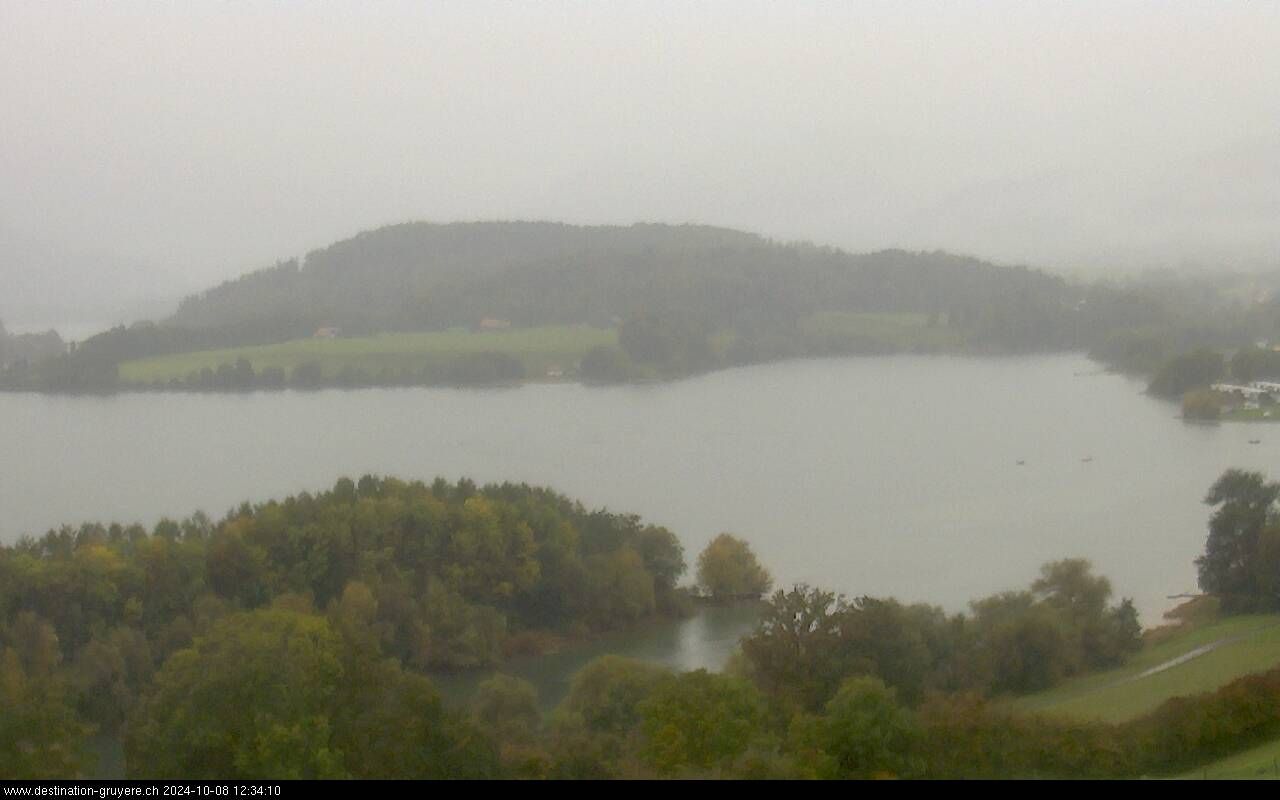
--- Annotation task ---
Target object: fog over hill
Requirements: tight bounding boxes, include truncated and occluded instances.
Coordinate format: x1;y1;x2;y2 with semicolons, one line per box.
0;225;190;335
900;134;1280;272
163;220;1067;340
3;2;1279;335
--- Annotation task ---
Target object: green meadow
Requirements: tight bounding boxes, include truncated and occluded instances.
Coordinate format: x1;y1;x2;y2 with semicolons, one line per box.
117;325;616;384
1011;614;1280;724
1222;407;1280;422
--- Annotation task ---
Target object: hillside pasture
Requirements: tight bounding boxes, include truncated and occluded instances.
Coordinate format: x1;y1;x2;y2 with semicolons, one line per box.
118;325;615;385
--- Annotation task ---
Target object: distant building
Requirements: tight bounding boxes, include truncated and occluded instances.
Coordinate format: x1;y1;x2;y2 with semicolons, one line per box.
478;318;511;331
314;327;341;339
1211;383;1267;398
1211;382;1280;411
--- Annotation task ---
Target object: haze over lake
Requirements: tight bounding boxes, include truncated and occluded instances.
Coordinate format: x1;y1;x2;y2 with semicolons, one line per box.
2;353;1269;623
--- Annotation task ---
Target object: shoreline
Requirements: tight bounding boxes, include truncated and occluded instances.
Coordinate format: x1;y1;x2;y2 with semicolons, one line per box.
1;347;1096;397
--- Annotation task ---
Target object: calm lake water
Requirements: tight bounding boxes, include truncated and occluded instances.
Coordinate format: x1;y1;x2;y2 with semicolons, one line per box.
431;602;763;709
3;353;1276;685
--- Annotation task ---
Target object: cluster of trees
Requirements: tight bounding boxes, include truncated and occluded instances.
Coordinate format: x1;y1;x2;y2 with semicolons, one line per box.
1229;345;1280;384
139;353;526;393
581;313;721;381
1155;345;1280;416
1091;275;1280;403
615;313;717;376
737;559;1140;713
435;602;1274;778
0;476;727;776
1196;469;1280;612
124;606;500;779
0;320;303;393
1148;344;1280;415
1148;349;1226;399
0;319;64;370
695;533;773;599
1182;387;1231;420
12;555;1137;779
506;659;1110;778
0;617;92;778
1;335;520;395
10;567;1265;779
436;530;1277;780
1087;269;1275;379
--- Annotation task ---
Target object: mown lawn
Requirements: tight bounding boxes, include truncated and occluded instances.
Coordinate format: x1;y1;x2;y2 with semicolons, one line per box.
118;325;617;384
1011;615;1280;723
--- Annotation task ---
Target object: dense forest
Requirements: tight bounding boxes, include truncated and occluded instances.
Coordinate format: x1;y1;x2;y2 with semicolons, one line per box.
162;222;1068;339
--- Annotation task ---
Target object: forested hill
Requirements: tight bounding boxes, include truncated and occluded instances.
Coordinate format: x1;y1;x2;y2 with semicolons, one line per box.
13;220;1209;392
167;221;1073;344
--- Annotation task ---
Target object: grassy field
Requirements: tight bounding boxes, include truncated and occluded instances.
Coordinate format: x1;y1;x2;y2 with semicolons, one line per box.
118;326;617;384
1010;615;1280;723
798;311;964;351
1222;407;1280;422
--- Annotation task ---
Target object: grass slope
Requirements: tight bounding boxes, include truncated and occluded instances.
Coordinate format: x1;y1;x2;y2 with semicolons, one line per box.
118;326;615;384
1011;614;1280;723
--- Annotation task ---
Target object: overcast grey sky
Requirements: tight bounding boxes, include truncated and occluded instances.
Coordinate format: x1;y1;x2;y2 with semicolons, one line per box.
2;1;1278;327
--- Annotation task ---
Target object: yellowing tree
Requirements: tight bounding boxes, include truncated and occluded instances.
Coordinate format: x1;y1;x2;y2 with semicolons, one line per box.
696;534;772;600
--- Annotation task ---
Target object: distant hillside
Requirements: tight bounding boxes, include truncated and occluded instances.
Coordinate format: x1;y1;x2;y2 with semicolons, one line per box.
168;222;753;330
899;134;1280;272
10;220;1223;392
167;220;1072;342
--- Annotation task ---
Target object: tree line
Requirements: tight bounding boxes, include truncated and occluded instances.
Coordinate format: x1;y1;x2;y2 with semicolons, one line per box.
0;319;64;370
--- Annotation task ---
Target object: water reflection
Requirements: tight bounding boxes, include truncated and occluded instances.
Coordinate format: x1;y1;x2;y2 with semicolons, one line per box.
431;603;763;710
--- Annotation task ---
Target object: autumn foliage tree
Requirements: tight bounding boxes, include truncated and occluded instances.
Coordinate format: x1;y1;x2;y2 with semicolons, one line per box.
696;534;772;600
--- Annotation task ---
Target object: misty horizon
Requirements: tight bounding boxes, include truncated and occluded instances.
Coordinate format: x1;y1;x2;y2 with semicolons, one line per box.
3;1;1279;330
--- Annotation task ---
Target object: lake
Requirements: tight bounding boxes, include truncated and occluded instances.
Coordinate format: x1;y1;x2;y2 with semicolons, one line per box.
2;353;1274;676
